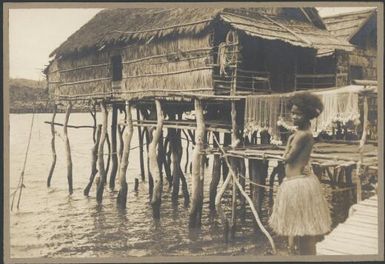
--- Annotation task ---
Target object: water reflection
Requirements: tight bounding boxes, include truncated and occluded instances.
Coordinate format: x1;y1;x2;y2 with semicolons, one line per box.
9;113;375;258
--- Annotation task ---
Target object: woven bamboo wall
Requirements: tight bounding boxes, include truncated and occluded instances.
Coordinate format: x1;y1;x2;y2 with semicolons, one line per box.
349;47;377;80
47;51;112;99
120;33;215;99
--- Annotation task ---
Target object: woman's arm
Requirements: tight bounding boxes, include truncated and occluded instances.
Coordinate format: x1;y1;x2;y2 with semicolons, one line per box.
283;132;312;163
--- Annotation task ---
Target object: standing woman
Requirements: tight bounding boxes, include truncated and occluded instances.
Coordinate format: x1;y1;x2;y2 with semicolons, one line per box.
269;92;331;255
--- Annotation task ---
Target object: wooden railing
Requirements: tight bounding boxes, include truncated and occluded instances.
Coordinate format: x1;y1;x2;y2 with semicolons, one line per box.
294;73;348;90
213;67;272;94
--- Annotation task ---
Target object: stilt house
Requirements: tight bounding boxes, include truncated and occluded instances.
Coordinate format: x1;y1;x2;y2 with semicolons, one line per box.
323;8;377;82
45;8;353;99
44;8;356;230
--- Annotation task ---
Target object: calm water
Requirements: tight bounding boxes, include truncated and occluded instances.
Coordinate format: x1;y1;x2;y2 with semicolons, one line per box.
9;113;360;258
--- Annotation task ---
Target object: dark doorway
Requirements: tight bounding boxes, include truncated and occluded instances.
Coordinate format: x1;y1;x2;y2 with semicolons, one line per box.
111;55;123;81
350;65;363;82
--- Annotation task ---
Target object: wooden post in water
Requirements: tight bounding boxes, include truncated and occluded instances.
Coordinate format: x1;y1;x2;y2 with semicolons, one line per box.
182;130;190;174
137;108;145;182
157;130;165;184
109;104;119;190
47;104;57;187
229;101;239;239
84;124;102;196
117;101;134;208
118;107;126;161
96;101;108;204
104;133;111;185
162;131;173;189
222;132;231;182
146;128;154;199
117;125;125;161
170;126;189;206
170;127;180;204
149;100;164;219
189;99;205;228
209;131;221;211
238;157;246;223
356;94;369;202
89;103;97;143
63;102;73;194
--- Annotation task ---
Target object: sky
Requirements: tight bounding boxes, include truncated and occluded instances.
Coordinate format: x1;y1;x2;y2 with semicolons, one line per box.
7;6;376;81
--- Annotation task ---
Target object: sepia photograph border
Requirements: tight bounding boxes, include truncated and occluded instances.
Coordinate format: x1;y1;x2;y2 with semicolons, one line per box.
3;1;384;263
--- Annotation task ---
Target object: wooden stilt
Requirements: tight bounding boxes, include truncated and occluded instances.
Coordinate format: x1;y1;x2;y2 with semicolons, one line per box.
146;128;154;199
157;130;164;184
209;131;221;211
104;132;111;185
357;94;369;203
117;101;134;208
150;100;164;219
96;101;108;204
229;101;239;239
222;132;231;182
170;126;189;206
213;131;232;242
84;124;102;196
118;108;127;161
188;129;195;174
109;104;119;190
141;108;154;199
63;102;73;195
170;127;180;204
250;159;269;232
182;130;190;174
238;157;246;223
162;132;173;189
89;103;97;144
47;104;57;187
117;124;125;161
189;99;205;228
137;108;146;182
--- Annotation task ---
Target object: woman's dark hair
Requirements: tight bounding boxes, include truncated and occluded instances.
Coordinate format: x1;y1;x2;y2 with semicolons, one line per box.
288;92;324;120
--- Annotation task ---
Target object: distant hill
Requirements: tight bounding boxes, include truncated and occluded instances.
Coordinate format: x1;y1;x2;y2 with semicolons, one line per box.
9;78;89;113
9;78;50;113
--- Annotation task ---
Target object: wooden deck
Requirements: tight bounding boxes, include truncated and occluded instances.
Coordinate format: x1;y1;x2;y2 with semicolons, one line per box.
316;195;378;255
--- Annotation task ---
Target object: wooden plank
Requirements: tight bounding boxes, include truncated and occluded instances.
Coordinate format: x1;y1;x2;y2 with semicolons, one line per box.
351;207;378;216
351;204;378;213
351;210;378;218
316;246;346;255
359;199;378;207
336;225;378;238
347;219;378;229
324;230;378;245
348;214;378;223
326;235;378;249
342;219;378;230
338;222;378;234
345;218;378;228
360;197;378;204
316;239;377;255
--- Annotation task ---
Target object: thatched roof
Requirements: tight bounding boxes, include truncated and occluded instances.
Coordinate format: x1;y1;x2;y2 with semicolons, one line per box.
323;8;377;41
50;7;353;59
219;12;353;51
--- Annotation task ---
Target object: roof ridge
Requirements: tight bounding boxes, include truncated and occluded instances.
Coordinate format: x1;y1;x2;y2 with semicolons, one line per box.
322;8;376;19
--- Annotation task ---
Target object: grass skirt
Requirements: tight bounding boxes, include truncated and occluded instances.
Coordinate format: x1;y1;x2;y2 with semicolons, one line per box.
269;174;331;236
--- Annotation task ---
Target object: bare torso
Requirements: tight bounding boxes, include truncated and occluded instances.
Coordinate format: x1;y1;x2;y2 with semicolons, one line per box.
283;130;313;178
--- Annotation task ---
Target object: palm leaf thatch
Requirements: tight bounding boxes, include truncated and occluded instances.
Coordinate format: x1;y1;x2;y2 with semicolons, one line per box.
45;7;355;100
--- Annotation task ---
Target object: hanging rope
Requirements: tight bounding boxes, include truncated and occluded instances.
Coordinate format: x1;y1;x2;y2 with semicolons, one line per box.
11;110;35;211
